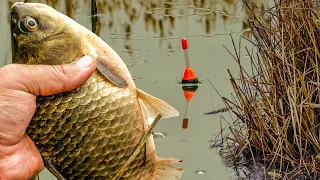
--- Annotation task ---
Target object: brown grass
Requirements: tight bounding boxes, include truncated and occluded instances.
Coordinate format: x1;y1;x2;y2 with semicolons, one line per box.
221;0;320;179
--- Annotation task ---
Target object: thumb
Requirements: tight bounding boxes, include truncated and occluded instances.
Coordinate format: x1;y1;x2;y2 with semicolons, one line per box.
1;55;96;96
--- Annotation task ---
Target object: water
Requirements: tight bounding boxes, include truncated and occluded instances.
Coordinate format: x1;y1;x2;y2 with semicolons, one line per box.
0;0;263;179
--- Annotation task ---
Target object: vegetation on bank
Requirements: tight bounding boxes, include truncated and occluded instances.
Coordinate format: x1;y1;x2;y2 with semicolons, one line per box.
220;0;320;179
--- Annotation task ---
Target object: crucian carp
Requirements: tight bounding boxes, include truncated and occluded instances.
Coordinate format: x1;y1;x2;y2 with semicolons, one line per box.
10;2;183;180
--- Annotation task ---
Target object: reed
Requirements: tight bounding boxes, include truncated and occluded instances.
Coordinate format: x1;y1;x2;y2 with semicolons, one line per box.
222;0;320;178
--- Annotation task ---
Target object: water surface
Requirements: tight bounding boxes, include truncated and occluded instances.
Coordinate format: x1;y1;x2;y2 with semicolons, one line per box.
0;0;261;179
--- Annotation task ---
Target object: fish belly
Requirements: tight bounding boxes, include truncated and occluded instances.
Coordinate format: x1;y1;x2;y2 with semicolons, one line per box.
27;71;156;180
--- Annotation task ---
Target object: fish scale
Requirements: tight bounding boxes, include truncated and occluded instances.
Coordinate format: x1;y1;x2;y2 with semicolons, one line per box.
27;71;156;179
11;2;183;179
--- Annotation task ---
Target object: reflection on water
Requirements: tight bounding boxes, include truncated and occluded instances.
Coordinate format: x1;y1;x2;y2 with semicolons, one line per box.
0;0;270;179
90;0;98;34
88;0;237;37
1;0;259;65
181;85;198;129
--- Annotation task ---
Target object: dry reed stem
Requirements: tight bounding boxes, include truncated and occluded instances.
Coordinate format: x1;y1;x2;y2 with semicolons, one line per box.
222;0;320;178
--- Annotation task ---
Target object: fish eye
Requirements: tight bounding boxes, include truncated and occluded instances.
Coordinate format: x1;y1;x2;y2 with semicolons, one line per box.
26;19;37;30
18;16;38;33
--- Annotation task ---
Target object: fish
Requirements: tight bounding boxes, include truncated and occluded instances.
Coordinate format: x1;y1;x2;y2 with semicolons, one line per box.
10;2;184;180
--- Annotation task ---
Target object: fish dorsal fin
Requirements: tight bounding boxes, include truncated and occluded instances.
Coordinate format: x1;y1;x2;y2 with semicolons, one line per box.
154;157;184;180
137;89;179;125
96;55;128;88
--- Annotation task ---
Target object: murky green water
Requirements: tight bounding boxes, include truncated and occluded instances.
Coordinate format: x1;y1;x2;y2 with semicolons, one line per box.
0;0;264;179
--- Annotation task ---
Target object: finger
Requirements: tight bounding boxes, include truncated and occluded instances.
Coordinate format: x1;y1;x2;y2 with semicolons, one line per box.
0;55;96;96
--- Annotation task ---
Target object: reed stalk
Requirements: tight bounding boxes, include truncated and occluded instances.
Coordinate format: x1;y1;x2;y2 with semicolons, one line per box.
222;0;320;178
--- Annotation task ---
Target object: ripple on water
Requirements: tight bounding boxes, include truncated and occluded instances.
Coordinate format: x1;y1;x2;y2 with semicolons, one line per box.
153;132;167;139
196;170;206;175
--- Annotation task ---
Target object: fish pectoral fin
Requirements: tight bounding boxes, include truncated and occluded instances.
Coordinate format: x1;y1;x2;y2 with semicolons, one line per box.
154;157;184;180
96;55;128;88
43;157;67;180
137;89;179;125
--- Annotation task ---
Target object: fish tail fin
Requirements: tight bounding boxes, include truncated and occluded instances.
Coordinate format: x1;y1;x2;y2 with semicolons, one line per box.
153;157;184;180
137;89;179;125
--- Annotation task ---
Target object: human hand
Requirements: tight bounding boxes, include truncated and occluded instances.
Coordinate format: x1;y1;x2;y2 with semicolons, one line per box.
0;55;96;180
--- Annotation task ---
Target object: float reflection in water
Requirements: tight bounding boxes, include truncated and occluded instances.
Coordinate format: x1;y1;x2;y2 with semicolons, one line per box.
182;85;198;129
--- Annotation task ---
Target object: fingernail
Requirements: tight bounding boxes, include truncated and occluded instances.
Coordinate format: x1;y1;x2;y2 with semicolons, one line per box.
76;55;93;69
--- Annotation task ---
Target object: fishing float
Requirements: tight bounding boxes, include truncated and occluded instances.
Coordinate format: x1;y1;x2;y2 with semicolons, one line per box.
182;85;198;129
181;38;198;84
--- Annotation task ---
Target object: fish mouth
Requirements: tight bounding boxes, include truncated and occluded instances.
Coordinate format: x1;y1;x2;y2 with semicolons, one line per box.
10;3;23;37
10;2;27;64
10;2;25;20
10;10;17;27
10;4;20;61
10;2;35;32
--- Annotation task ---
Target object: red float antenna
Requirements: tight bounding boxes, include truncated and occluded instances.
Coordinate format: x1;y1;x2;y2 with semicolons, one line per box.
181;38;198;84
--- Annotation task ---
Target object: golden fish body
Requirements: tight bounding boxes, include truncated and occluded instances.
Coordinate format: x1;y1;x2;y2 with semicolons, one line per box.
29;72;155;179
10;2;183;180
